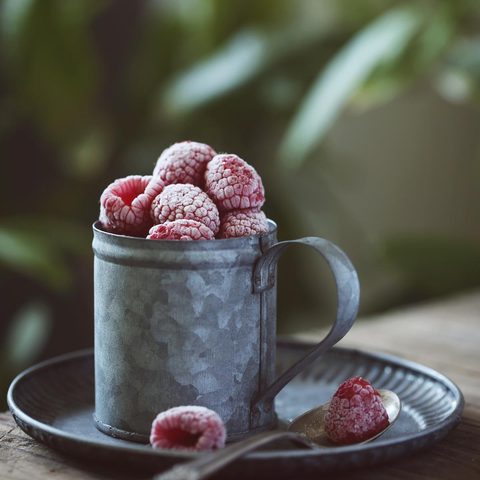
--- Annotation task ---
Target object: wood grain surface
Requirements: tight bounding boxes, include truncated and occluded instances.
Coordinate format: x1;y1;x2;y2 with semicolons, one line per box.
1;290;480;479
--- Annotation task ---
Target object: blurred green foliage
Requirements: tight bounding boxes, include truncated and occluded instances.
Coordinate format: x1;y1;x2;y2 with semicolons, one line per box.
0;0;479;404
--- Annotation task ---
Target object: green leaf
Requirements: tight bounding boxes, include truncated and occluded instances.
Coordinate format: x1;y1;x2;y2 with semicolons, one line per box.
161;14;338;116
1;217;90;256
4;302;51;369
162;29;269;115
413;6;455;70
0;0;100;142
279;7;422;169
0;227;71;290
0;0;34;38
351;5;456;112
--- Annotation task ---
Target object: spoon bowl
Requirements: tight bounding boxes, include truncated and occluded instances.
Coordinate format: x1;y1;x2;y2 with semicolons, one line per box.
288;389;401;446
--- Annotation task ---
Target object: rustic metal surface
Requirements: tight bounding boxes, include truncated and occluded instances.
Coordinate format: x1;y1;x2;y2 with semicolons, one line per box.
7;344;464;478
92;221;278;441
92;221;359;441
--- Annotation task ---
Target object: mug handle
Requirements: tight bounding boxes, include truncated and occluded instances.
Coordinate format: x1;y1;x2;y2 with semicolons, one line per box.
251;236;360;413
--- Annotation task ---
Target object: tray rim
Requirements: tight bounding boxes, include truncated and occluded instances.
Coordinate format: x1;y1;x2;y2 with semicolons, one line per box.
7;340;464;461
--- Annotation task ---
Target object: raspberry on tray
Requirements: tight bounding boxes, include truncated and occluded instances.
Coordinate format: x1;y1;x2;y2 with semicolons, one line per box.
150;406;226;451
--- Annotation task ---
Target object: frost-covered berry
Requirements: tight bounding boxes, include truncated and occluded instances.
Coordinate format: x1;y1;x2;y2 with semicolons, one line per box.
147;220;215;241
99;175;163;236
153;141;216;187
324;376;390;445
219;209;269;239
151;184;220;235
204;154;265;211
150;406;226;451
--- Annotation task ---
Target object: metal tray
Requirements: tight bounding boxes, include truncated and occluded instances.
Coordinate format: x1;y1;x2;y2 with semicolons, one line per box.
7;341;464;478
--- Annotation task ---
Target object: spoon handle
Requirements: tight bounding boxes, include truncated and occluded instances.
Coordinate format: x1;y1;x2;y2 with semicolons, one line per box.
153;431;315;480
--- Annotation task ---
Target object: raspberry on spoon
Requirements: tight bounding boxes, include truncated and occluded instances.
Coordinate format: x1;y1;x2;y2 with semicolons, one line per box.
324;376;390;445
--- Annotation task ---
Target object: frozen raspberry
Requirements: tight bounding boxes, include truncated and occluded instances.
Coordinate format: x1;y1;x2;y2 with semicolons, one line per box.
144;176;166;199
99;175;164;236
150;406;226;451
151;184;220;235
324;376;390;445
153;141;217;187
147;220;215;241
204;154;265;211
219;209;269;239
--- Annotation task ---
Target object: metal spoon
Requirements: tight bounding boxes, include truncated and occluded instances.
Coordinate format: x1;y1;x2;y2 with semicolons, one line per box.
154;390;401;480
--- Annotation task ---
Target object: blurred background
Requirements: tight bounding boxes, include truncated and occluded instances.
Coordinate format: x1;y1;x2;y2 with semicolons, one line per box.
1;0;480;407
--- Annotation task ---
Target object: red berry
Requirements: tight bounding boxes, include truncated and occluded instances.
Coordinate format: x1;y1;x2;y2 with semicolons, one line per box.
204;154;265;211
151;184;220;235
153;141;216;187
150;406;226;451
147;220;215;241
99;175;164;237
324;376;389;445
144;176;166;199
219;209;269;239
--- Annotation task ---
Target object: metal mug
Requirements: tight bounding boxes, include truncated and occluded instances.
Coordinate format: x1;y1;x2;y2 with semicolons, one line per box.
92;220;359;442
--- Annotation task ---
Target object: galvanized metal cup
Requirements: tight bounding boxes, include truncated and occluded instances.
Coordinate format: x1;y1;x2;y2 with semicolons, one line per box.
92;220;359;442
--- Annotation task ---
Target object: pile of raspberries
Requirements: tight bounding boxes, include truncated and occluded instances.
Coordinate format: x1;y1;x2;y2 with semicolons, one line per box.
99;141;269;241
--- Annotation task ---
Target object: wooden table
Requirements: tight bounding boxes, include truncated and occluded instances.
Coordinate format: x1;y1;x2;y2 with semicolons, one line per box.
1;291;480;479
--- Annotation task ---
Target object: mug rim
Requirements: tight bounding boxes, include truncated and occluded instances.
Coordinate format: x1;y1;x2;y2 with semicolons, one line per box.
92;219;278;249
